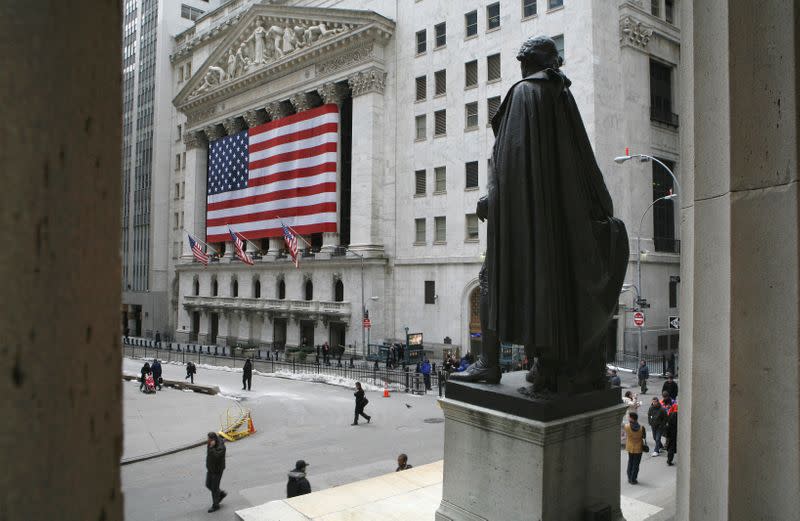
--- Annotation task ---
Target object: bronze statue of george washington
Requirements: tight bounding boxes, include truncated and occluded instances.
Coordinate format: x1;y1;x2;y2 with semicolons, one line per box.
450;36;629;395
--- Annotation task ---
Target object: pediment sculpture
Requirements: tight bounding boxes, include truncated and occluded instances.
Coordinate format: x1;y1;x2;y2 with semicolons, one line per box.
189;16;349;99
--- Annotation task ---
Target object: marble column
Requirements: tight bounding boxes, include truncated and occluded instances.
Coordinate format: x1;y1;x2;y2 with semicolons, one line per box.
289;92;313;113
678;2;800;520
318;82;349;256
198;310;210;344
243;108;267;129
265;100;292;121
182;131;208;258
347;68;387;256
217;311;231;346
260;314;273;347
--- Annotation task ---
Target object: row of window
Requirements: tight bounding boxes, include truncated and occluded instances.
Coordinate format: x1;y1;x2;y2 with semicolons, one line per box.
415;54;501;101
414;97;502;139
192;276;344;302
415;1;564;53
174;151;186;170
414;214;480;244
415;162;479;196
177;62;192;83
650;0;676;24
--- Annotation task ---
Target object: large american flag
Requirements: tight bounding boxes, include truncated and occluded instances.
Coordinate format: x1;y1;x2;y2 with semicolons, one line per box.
206;104;339;243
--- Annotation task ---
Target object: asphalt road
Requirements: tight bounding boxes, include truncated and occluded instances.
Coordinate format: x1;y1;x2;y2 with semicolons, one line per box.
121;359;445;521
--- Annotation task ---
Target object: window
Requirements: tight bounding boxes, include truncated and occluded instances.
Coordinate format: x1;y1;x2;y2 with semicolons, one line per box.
278;279;285;299
175;183;180;199
553;34;564;62
651;0;660;17
415;75;427;101
173;212;179;229
652;158;677;252
548;0;563;9
193;279;200;296
416;29;427;54
665;0;674;24
465;161;479;188
304;279;313;301
178;66;184;83
434;166;446;192
465;10;478;37
334;279;344;302
232;279;238;297
415;169;426;195
434;69;447;96
434;22;446;48
176;124;182;141
487;3;500;30
415;114;426;140
181;181;185;197
465;60;478;88
186;62;191;77
434;216;446;242
180;212;183;228
465;102;478;128
669;277;678;308
487;53;501;81
658;334;669;352
182;152;186;170
180;4;204;21
650;60;677;126
487;96;501;122
434;109;446;136
254;279;261;298
424;280;436;304
415;218;426;244
212;278;218;296
175;153;181;171
465;214;479;240
523;0;537;18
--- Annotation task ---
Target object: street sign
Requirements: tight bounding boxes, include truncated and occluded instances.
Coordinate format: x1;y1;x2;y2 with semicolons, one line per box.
633;311;645;327
362;318;371;329
669;316;680;329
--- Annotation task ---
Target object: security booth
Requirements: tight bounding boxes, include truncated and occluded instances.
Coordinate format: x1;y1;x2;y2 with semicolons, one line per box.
405;332;424;364
499;342;525;371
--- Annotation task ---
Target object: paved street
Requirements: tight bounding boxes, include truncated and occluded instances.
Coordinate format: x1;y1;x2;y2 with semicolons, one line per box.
122;359;677;520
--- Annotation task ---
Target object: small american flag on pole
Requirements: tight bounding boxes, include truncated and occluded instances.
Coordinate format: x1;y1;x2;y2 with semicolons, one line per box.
229;228;254;265
188;235;209;266
282;221;299;268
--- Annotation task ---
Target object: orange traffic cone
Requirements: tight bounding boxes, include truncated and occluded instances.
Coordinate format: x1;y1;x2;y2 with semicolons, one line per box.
383;383;390;398
247;414;256;434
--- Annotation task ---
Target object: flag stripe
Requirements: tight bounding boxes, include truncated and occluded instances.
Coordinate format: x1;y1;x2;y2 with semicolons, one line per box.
207;104;339;242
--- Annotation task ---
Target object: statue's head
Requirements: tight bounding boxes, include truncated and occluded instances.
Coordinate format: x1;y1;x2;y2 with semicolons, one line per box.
517;36;562;77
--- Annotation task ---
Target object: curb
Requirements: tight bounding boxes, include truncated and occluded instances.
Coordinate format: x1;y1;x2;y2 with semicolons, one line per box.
121;440;206;466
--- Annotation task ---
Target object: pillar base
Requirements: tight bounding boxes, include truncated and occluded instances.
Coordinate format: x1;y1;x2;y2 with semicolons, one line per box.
175;330;191;343
436;372;626;521
346;243;384;258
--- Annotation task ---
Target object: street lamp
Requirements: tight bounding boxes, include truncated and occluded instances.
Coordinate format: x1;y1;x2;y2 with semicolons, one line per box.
614;153;682;200
634;193;678;361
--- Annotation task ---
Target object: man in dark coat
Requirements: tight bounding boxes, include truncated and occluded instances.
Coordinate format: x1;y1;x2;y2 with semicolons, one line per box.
151;359;162;390
451;36;628;393
242;358;252;391
664;408;678;466
286;460;311;498
662;373;678;400
205;432;227;512
647;396;667;455
139;362;151;391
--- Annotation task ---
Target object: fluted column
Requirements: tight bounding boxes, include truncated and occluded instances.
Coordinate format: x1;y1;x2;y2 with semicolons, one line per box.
347;68;387;256
182;130;209;259
318;82;349;256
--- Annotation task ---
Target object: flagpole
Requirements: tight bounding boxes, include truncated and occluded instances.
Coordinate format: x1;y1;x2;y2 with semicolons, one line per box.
276;216;313;247
183;229;220;254
229;227;262;253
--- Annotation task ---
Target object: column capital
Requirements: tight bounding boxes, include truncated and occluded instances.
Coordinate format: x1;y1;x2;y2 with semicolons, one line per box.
183;130;208;150
318;82;348;106
243;109;267;128
203;124;224;141
222;116;244;135
289;92;313;113
347;68;387;97
265;101;292;121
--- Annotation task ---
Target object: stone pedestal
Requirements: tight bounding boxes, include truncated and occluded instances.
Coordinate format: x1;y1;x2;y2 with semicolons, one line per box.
437;372;625;521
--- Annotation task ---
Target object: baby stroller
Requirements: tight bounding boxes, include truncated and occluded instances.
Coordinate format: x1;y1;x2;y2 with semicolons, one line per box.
142;373;156;394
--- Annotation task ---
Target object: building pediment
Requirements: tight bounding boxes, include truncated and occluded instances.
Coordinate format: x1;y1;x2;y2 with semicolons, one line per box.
173;4;394;114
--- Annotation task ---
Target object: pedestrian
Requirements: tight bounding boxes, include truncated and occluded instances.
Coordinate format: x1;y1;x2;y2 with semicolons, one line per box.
637;360;649;393
668;352;676;376
647;396;667;456
373;359;380;371
322;342;330;365
624;412;647;484
421;358;432;390
351;381;371;425
621;390;640;445
155;330;161;347
609;369;621;387
205;432;227;513
151;359;162;391
185;361;196;383
286;460;311;498
662;373;678;400
139;361;151;391
242;358;252;391
664;405;678;466
396;453;413;472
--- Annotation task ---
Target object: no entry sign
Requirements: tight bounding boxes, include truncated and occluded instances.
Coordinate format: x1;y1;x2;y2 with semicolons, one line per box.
362;318;372;329
633;311;645;327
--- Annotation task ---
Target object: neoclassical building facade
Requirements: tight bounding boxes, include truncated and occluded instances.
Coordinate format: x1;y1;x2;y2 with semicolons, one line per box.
168;0;682;360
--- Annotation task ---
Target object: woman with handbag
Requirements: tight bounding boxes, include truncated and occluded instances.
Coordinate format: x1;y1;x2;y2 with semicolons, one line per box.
624;411;647;484
351;382;371;426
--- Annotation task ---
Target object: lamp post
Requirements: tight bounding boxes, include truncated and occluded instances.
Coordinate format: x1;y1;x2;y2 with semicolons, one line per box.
634;193;678;360
345;247;366;357
614;153;682;200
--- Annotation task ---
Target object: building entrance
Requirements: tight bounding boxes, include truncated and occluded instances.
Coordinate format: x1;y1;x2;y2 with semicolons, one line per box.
300;320;315;348
329;322;346;352
210;313;219;344
273;318;286;349
191;312;200;341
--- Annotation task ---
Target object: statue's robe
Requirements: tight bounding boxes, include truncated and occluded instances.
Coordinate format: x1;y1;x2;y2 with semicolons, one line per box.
487;69;628;383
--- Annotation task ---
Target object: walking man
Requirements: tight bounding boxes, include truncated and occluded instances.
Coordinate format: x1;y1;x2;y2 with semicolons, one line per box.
647;396;667;455
421;358;432;391
205;432;227;513
662;372;678;400
286;460;311;498
185;361;196;383
242;358;252;391
637;360;649;393
664;404;678;466
151;359;162;391
624;412;646;484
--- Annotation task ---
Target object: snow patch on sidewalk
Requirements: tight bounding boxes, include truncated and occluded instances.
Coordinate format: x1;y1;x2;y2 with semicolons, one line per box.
267;370;407;392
